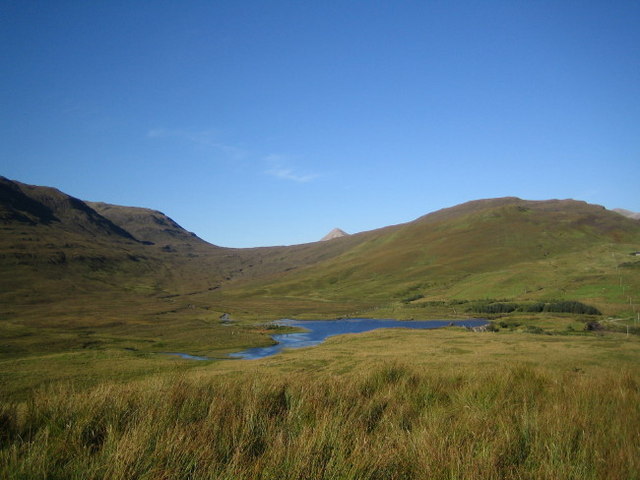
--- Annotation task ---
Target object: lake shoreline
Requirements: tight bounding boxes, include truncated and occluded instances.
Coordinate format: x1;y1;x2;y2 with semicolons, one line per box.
157;318;488;361
231;317;488;360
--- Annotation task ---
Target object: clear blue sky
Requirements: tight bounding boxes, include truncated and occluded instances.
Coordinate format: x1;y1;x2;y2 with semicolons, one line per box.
2;1;639;247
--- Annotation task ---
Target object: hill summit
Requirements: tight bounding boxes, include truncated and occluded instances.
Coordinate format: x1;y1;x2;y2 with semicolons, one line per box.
321;228;349;241
613;208;640;220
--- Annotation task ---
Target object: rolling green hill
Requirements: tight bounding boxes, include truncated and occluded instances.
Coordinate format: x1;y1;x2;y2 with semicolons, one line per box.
208;197;640;317
2;176;639;326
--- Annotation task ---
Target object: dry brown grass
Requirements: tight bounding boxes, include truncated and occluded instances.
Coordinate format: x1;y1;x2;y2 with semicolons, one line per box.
1;360;638;479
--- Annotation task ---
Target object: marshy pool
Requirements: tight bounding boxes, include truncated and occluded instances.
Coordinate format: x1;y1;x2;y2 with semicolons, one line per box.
161;352;210;361
228;318;487;360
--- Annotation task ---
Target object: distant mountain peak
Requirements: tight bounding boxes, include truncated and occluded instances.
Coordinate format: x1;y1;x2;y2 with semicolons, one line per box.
321;228;348;241
613;208;640;220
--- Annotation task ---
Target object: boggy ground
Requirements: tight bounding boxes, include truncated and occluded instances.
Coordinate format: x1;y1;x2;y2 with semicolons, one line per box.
1;324;639;479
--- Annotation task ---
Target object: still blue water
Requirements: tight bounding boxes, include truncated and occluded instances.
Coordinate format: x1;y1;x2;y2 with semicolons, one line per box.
228;318;487;360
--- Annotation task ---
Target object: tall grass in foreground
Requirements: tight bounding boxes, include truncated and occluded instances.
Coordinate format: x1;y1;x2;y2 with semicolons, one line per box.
1;364;638;479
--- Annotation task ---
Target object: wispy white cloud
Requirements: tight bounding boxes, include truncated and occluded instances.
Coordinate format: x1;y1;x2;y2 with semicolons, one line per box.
264;154;319;183
266;167;318;183
148;131;320;182
146;128;247;160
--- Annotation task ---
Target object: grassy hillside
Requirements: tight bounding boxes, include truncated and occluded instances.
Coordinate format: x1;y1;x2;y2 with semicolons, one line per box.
0;177;376;382
86;202;206;246
209;198;640;318
2;179;638;348
0;177;367;322
6;177;637;323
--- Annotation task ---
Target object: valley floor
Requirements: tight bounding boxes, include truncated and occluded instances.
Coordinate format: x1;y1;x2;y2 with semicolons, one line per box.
1;319;639;479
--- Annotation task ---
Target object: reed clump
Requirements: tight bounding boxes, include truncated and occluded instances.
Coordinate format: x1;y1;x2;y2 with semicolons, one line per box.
1;364;638;479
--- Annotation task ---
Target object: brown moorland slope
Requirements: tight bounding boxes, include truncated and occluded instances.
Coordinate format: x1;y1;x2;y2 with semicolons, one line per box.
0;177;372;326
2;177;639;324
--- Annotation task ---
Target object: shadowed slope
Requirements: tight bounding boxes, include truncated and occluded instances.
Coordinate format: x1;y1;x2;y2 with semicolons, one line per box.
0;177;372;327
0;178;171;327
1;177;136;239
86;202;206;247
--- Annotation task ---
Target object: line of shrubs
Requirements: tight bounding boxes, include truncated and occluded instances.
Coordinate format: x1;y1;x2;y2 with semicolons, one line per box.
467;300;601;315
401;294;425;304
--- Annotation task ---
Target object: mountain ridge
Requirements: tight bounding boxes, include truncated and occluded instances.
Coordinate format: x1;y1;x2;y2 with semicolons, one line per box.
1;176;639;321
1;176;137;240
86;201;208;247
614;208;640;220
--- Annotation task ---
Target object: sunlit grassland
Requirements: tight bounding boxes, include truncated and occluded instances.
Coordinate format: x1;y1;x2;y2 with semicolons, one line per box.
0;302;286;400
2;287;638;401
213;324;640;377
205;242;640;319
2;327;639;479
